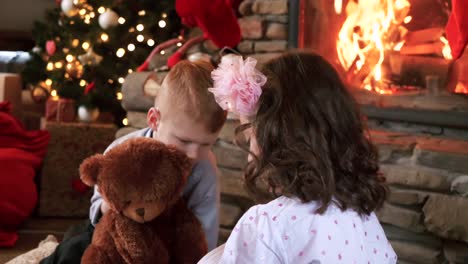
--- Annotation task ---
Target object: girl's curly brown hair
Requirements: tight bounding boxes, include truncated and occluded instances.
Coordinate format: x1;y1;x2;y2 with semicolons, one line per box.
238;52;387;215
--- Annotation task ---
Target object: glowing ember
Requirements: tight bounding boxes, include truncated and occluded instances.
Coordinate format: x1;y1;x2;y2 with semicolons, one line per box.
440;36;453;60
455;83;468;94
335;0;343;15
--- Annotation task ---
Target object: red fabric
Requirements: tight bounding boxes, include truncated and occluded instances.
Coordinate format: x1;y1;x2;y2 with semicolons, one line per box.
0;101;49;247
446;0;468;59
167;51;184;68
176;0;241;48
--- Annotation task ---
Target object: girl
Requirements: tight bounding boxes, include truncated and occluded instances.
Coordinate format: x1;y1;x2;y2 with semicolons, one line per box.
206;52;396;263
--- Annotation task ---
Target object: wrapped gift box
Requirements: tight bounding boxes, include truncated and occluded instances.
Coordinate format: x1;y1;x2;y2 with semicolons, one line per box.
0;73;22;119
45;97;76;122
38;120;117;217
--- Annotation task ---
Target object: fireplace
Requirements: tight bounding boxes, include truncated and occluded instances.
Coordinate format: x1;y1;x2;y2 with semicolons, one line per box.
284;1;468;263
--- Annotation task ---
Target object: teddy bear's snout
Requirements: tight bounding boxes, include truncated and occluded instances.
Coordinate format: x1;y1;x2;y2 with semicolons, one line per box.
136;208;145;218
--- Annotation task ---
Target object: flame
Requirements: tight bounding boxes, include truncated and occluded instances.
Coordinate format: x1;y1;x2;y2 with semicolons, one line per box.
455;83;468;94
440;36;453;60
403;16;412;24
335;0;343;14
337;0;410;93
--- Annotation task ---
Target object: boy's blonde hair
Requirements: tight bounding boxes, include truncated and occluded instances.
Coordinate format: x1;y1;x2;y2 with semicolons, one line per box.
157;60;226;133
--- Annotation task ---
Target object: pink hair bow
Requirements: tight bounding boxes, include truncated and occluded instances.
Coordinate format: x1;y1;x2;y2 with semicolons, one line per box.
209;55;267;116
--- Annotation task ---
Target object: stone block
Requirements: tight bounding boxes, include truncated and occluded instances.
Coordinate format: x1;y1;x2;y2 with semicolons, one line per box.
239;0;254;16
443;241;468;264
376;203;425;233
237;41;254;54
220;203;242;228
422;194;468;243
388;187;429;206
219;119;241;143
415;147;468;174
264;15;288;23
250;52;282;65
451;175;468;197
238;16;264;39
126;111;147;128
382;224;442;248
115;126;138;139
390;240;441;264
266;23;287;40
213;141;247;170
219;167;250;199
252;0;288;15
381;165;453;191
254;40;288;52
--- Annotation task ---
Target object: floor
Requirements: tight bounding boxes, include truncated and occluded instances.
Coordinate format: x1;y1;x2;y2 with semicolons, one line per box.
0;217;85;263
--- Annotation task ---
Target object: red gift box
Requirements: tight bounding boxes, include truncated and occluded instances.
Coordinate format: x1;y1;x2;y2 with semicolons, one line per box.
45;97;76;122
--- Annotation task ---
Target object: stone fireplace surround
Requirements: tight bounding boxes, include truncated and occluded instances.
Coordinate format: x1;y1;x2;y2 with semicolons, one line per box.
120;1;468;263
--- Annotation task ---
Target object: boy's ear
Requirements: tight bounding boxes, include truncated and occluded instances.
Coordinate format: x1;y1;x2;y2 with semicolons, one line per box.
147;107;161;132
79;154;104;186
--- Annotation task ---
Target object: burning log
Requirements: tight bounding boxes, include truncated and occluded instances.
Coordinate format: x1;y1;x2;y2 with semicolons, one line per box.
399;42;445;57
389;52;452;88
404;27;445;45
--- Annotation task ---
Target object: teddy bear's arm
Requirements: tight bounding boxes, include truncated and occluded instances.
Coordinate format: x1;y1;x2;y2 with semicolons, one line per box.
171;199;208;264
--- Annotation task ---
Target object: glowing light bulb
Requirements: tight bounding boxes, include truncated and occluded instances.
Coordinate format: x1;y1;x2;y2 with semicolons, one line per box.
127;44;135;51
55;62;63;69
98;7;105;14
128;69;133;73
73;0;79;4
162;13;167;18
108;79;114;84
45;79;53;86
64;73;70;78
136;24;144;31
79;9;86;16
160;50;165;55
147;39;155;47
82;42;90;50
66;55;74;62
138;10;146;16
66;63;72;69
46;62;54;71
90;12;95;18
177;42;182;47
118;17;126;24
80;80;87;87
118;77;125;84
158;20;166;28
72;39;79;47
101;33;109;42
51;90;58;97
117;92;123;100
137;35;144;42
116;48;126;58
122;118;128;126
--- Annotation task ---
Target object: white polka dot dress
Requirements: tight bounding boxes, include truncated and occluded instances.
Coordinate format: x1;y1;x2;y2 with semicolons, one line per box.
219;196;397;264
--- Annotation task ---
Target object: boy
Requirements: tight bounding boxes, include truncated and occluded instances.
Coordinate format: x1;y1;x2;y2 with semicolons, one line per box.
41;60;226;263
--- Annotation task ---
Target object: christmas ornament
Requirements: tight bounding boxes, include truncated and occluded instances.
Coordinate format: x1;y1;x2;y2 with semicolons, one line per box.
78;105;100;123
98;9;119;29
45;40;56;56
32;46;42;54
84;81;95;95
78;48;103;65
61;0;77;17
71;178;90;194
187;52;212;64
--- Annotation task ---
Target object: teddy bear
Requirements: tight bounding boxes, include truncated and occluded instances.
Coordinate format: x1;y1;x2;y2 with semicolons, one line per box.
79;137;208;264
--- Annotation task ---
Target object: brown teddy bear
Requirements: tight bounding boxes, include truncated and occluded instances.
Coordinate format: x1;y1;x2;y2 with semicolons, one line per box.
79;137;207;264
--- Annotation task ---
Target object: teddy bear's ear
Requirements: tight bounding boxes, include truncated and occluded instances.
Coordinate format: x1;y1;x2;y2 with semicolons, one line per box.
79;154;104;186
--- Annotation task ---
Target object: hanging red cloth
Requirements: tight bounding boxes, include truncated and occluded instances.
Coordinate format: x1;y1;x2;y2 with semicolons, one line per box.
0;101;50;247
446;0;468;59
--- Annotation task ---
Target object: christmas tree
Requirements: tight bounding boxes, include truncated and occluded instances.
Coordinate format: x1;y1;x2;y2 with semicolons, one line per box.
21;0;182;126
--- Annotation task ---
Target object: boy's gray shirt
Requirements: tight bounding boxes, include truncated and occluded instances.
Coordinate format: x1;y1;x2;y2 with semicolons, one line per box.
89;127;220;250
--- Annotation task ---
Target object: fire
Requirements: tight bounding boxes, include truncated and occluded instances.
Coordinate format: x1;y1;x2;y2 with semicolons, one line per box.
337;0;410;93
440;36;453;60
455;83;468;94
334;0;343;15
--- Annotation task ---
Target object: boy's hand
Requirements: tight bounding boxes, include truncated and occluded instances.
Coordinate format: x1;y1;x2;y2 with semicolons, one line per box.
101;201;110;215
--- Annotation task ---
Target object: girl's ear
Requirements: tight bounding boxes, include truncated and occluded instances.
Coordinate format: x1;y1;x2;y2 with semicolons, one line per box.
79;154;104;186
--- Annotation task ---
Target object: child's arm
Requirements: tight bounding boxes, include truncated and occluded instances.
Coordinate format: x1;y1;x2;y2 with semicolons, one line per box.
185;160;220;251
